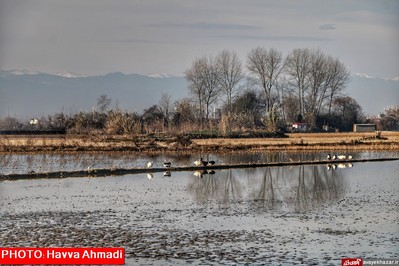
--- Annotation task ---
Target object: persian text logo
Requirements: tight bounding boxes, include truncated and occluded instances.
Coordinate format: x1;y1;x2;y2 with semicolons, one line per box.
342;258;363;266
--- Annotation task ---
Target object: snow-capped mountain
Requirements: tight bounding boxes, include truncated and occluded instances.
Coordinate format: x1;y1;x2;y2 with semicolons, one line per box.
8;69;41;75
354;72;399;81
54;71;88;78
0;70;188;118
0;69;397;117
348;73;399;115
147;73;176;79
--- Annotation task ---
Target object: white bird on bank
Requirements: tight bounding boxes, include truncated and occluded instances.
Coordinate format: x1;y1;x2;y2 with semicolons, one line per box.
348;155;353;160
194;158;207;166
332;155;337;160
326;154;331;160
147;161;153;168
337;155;346;160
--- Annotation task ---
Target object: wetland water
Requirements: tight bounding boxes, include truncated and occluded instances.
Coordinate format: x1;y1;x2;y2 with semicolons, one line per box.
0;152;398;265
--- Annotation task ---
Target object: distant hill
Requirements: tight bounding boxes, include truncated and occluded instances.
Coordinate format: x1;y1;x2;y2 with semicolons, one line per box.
0;70;188;118
347;74;399;115
0;70;397;118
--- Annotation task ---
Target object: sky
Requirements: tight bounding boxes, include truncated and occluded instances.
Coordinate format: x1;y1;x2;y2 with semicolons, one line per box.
0;0;398;78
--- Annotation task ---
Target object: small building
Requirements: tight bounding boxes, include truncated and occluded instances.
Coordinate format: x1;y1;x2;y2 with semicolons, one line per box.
292;122;309;132
353;124;376;132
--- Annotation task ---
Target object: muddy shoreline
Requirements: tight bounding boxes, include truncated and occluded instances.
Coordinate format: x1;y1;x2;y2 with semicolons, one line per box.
1;132;398;154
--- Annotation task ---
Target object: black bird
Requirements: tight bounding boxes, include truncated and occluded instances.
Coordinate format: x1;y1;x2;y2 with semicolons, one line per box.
326;154;331;160
207;160;216;165
163;162;171;168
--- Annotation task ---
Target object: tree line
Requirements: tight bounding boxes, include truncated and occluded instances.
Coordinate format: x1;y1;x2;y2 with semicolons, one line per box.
1;47;398;134
185;47;356;132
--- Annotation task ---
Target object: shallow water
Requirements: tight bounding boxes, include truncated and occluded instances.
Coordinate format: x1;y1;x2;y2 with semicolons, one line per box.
0;153;398;265
1;150;398;175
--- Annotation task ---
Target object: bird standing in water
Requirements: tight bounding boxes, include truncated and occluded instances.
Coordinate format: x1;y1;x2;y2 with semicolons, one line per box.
147;161;153;168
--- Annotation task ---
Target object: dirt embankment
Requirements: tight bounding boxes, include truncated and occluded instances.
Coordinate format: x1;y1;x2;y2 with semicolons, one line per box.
0;132;398;154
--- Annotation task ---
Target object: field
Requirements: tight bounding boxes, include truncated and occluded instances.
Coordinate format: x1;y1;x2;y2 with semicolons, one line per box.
0;131;398;153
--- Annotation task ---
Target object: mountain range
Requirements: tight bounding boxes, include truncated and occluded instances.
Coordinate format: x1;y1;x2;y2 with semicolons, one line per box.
0;69;398;119
0;70;188;119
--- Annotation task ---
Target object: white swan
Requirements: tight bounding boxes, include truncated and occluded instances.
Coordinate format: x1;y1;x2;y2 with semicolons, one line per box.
194;158;207;166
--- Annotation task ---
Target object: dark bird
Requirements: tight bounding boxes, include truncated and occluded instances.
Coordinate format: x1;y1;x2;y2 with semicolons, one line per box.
326;154;331;160
163;162;171;168
207;160;216;165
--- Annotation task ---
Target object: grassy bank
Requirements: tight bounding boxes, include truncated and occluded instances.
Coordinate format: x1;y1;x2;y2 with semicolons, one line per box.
0;131;398;154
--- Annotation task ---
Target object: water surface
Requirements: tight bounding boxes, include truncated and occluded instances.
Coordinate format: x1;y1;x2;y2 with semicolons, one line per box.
0;153;398;265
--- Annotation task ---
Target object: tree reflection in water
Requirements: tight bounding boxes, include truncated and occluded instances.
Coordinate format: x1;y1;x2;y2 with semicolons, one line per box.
188;164;346;213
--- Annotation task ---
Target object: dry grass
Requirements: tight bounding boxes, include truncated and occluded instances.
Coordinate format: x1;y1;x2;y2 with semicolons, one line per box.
193;131;399;151
0;131;398;154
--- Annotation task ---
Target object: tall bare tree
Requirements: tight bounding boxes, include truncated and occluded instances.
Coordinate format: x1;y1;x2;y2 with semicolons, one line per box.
247;47;284;113
202;56;220;121
325;57;350;116
185;55;220;123
285;48;311;117
185;57;206;123
306;49;328;126
216;50;243;114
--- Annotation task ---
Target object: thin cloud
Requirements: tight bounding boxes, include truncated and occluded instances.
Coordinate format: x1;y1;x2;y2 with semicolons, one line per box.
147;22;260;31
220;35;332;42
319;24;336;30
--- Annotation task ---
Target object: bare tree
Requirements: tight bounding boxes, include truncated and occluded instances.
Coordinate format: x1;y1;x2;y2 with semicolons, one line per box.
97;94;112;113
285;49;350;127
306;49;328;126
185;55;220;123
158;93;172;125
325;57;350;116
247;47;284;114
216;50;243;114
285;48;311;117
185;57;206;123
201;56;220;121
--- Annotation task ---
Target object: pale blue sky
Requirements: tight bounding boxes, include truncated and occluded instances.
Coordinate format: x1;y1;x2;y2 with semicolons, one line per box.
0;0;398;78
